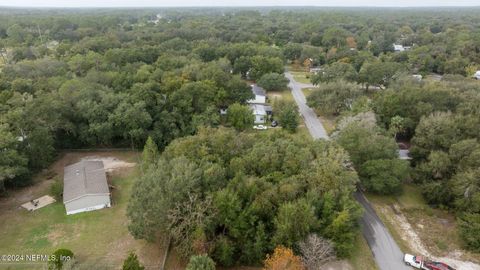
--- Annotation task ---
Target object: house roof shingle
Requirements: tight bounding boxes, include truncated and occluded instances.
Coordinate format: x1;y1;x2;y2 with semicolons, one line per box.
63;160;109;203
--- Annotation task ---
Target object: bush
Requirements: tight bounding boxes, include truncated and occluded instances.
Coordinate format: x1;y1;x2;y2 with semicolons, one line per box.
186;254;215;270
50;177;63;200
458;213;480;252
122;252;145;270
49;248;74;270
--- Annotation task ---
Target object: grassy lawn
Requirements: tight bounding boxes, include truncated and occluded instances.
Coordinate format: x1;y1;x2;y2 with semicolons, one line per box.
349;233;379;270
290;71;312;84
366;184;480;263
0;151;179;269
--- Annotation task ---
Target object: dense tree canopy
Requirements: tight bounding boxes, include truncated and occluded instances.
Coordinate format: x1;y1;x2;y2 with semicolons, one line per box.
127;127;361;265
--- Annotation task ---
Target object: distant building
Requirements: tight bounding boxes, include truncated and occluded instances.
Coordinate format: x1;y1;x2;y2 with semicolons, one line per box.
393;44;405;52
412;74;423;81
303;58;314;68
474;71;480;80
63;161;111;215
393;44;412;52
398;150;412;160
309;67;323;74
247;85;266;104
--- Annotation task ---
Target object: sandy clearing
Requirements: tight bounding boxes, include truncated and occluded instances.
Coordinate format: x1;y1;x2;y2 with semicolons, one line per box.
80;156;136;172
382;204;480;270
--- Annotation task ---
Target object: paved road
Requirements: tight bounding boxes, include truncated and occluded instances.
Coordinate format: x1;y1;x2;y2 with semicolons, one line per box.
355;192;410;270
285;72;329;140
285;71;410;270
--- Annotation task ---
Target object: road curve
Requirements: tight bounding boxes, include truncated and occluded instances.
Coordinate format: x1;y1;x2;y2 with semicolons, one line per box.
285;71;410;270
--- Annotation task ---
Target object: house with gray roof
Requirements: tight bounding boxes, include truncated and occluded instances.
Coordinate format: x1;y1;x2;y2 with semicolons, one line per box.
63;160;111;215
247;84;266;104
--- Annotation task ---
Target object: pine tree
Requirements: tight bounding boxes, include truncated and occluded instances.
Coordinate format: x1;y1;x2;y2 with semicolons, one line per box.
142;136;159;171
122;252;145;270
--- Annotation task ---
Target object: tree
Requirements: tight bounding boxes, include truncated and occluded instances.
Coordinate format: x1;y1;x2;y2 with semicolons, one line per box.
334;116;402;194
227;103;253;131
298;234;336;270
458;213;480;252
122;252;145;270
307;80;360;115
249;56;284;80
0;124;28;192
264;246;305;270
273;200;318;247
360;159;409;194
335;121;398;166
141;136;159;171
310;62;358;84
257;73;289;91
322;27;348;48
411;112;460;161
186;255;216;270
358;61;404;89
389;115;406;140
283;43;303;61
274;100;299;133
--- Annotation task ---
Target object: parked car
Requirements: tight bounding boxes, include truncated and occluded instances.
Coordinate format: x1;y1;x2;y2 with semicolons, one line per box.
253;125;268;130
404;254;455;270
271;120;278;127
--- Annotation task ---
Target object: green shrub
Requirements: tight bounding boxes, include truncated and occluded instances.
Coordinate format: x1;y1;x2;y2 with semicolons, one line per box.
50;177;63;200
458;213;480;252
122;252;145;270
186;254;215;270
49;248;73;270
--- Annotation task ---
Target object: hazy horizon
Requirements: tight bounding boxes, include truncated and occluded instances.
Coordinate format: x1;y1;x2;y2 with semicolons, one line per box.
2;0;480;8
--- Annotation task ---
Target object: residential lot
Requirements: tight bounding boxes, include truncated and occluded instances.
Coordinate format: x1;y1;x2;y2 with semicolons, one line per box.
0;151;183;270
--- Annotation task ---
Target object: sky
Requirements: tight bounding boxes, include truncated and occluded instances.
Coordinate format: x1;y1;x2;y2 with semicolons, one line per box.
2;0;480;8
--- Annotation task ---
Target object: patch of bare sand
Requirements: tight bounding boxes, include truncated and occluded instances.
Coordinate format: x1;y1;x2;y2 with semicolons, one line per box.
80;156;136;172
381;204;480;270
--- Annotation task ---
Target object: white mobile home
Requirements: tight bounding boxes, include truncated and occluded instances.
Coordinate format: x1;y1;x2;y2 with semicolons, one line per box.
63;161;111;215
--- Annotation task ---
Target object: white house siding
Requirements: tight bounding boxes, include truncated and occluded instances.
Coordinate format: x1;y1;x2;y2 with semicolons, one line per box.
65;194;111;215
248;94;266;104
254;114;266;124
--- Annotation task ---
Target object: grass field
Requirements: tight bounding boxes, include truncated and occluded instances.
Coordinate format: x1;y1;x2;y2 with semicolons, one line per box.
289;71;312;84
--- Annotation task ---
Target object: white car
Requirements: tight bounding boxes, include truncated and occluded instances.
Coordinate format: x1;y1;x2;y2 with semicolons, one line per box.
253;125;268;130
404;253;422;268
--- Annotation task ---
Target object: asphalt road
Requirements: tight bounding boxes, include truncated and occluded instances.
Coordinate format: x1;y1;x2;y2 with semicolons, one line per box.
285;71;410;270
284;72;329;140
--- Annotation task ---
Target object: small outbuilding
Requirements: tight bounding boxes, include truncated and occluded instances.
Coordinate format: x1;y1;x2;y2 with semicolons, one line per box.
63;160;111;215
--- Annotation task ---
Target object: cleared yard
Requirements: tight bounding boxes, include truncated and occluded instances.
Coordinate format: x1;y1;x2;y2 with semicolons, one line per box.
0;151;182;270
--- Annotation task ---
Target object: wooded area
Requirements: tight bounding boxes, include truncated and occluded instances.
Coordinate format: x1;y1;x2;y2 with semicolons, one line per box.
1;7;480;266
